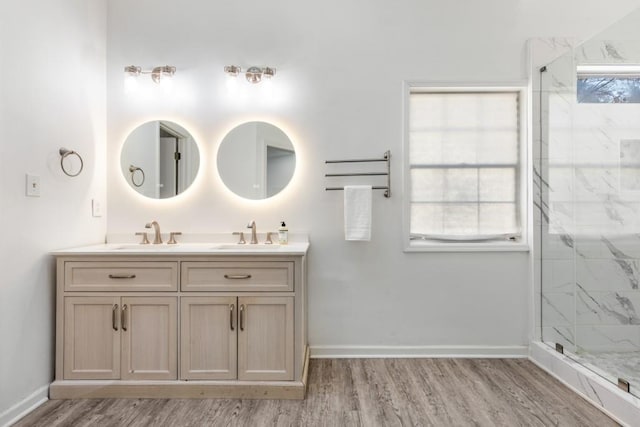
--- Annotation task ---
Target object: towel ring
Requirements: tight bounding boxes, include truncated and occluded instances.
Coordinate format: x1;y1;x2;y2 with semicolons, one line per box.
59;148;84;177
129;165;145;187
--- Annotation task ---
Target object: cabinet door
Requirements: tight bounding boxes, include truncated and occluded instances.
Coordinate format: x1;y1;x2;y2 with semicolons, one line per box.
64;296;120;380
121;296;177;380
238;296;294;381
181;297;237;380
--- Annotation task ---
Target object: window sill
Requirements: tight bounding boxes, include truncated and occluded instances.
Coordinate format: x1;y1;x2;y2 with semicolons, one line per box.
404;242;530;253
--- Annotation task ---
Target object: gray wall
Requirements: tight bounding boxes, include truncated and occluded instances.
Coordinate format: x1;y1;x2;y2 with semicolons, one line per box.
0;0;107;423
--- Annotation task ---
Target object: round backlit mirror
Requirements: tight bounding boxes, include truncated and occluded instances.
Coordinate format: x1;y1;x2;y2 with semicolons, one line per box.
120;120;200;199
217;121;296;199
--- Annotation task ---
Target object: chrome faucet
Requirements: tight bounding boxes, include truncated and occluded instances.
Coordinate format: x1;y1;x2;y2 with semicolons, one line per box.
247;220;258;244
145;221;163;244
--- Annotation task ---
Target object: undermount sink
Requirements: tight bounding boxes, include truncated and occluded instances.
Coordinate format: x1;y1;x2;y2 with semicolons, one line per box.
213;244;281;250
109;243;282;251
111;244;175;250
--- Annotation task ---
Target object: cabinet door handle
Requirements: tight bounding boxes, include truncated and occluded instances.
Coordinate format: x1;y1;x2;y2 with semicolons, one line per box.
230;304;235;331
239;304;245;331
109;274;136;279
121;304;128;331
224;274;252;280
112;304;119;331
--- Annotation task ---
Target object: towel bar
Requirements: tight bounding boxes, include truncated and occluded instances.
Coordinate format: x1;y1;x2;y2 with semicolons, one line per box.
325;186;390;191
324;150;391;198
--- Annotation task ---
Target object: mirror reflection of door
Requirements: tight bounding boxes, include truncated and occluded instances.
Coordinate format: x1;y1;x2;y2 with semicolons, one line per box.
158;123;184;198
267;146;295;197
158;122;195;199
159;136;177;198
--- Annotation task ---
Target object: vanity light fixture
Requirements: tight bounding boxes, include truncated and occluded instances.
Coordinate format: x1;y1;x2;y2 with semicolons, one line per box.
124;65;176;84
223;65;242;77
124;65;142;76
224;65;277;84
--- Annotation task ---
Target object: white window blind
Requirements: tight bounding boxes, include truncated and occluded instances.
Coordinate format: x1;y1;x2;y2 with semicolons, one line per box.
409;90;521;242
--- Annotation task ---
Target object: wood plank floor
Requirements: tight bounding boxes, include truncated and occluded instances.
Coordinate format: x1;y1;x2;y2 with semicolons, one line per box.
14;359;618;426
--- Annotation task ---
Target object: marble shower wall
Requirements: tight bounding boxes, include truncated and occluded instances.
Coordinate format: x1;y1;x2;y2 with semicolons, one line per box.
539;39;640;354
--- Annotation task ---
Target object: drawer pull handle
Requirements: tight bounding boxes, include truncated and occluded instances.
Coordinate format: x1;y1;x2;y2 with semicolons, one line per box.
224;274;252;280
112;304;119;331
230;304;235;331
239;304;245;331
122;304;128;331
109;274;136;279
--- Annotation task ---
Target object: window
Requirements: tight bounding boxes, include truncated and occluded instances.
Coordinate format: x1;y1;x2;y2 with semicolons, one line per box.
577;65;640;103
404;85;527;250
578;77;640;103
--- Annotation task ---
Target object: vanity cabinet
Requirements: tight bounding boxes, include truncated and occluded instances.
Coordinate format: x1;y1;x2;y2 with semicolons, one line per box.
180;296;237;380
181;296;294;381
64;261;178;292
238;296;294;381
63;296;120;380
52;251;308;400
64;296;177;380
181;261;294;292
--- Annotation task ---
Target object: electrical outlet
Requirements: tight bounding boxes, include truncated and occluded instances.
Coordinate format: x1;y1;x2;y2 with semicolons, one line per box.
26;174;41;197
92;199;103;217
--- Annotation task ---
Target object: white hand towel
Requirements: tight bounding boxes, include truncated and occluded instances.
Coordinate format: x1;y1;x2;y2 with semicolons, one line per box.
344;185;372;241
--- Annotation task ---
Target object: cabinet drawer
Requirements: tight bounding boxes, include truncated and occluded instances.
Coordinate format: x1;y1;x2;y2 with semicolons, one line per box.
181;261;293;292
64;262;178;292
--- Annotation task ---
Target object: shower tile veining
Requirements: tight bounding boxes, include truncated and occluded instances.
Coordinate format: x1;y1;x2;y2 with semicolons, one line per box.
571;350;640;398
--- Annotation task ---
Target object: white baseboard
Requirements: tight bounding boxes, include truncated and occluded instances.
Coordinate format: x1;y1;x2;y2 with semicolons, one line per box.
310;345;529;358
0;385;48;427
529;342;640;427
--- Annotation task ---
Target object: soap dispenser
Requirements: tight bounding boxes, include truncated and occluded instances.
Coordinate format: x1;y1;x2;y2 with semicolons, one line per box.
278;221;288;245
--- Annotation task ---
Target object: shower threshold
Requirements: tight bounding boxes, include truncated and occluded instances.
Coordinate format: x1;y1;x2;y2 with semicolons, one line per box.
530;342;640;426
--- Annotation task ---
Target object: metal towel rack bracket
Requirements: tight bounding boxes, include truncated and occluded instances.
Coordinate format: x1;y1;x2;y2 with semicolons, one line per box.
324;150;391;197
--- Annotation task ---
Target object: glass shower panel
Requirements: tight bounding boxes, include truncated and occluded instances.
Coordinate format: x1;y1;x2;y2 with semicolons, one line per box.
540;50;577;355
572;39;640;399
539;10;640;397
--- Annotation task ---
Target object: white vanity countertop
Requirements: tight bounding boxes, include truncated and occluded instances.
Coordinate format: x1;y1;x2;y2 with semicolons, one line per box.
52;242;309;256
52;233;310;255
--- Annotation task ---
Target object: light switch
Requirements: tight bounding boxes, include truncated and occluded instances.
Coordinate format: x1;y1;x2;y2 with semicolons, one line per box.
26;174;40;197
92;199;103;217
